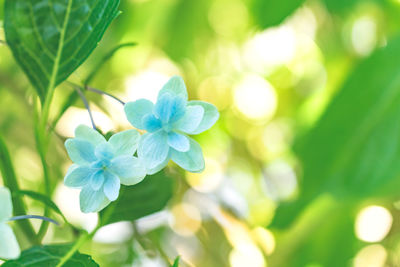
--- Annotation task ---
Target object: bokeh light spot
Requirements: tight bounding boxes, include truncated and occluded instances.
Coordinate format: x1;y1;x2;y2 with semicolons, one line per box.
169;203;202;236
229;243;265;267
355;205;392;243
351;16;377;56
186;158;224;193
233;74;277;122
354;244;387;267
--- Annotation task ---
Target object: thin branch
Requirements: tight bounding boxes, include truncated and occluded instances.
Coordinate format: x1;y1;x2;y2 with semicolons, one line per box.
86;85;126;105
9;215;60;226
0;40;7;46
69;83;97;130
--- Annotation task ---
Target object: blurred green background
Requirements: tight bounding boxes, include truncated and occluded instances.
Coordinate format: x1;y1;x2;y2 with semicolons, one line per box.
2;0;400;266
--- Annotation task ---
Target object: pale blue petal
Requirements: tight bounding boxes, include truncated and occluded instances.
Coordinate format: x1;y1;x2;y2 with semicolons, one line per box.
154;93;186;123
146;154;170;175
109;129;141;156
95;143;114;161
65;139;97;164
138;131;170;169
90;170;105;191
142;114;162;132
170;138;205;173
158;75;188;101
75;125;106;146
64;165;93;188
173;105;204;134
187;101;219;134
103;172;120;201
110;156;146;185
124;99;154;130
80;186;110;213
0;187;12;222
0;224;20;259
168;132;190;152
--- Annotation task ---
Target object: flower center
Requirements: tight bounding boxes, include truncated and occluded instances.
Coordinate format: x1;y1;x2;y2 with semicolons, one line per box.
91;158;111;170
161;122;173;132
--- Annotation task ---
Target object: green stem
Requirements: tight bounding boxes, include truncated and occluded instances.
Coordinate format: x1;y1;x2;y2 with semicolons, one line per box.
55;231;93;267
35;89;55;242
0;136;39;244
36;142;51;241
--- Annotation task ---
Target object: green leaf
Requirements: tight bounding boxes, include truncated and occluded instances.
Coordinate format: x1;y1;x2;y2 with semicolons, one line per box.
171;256;180;267
2;244;98;266
252;0;306;28
84;42;136;86
4;0;120;101
272;36;400;228
0;136;38;244
13;190;67;223
100;171;174;226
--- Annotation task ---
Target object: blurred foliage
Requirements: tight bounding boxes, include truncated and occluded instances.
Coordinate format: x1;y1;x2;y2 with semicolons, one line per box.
2;0;400;266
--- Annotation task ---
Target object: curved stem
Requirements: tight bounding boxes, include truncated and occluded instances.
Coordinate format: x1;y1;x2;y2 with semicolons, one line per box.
55;231;92;267
86;86;125;105
9;215;59;226
73;85;97;130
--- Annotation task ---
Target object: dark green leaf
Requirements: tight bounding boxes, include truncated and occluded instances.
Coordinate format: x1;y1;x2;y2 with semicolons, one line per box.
13;190;67;223
100;171;174;226
4;0;120;101
272;36;400;228
2;244;98;267
252;0;305;28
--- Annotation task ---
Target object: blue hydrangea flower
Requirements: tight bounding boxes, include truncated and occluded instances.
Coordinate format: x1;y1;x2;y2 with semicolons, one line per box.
64;125;146;213
0;187;20;259
124;76;219;174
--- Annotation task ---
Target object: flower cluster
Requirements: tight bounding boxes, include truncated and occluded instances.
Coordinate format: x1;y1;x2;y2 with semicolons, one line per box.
64;76;219;213
0;187;20;259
